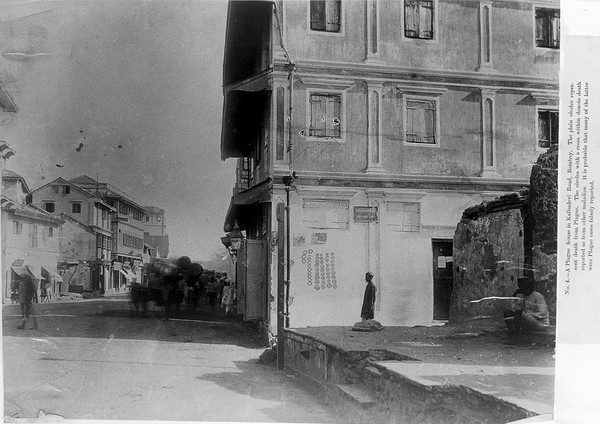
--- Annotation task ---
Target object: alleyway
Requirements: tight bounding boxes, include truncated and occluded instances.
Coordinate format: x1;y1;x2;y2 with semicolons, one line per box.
3;297;347;422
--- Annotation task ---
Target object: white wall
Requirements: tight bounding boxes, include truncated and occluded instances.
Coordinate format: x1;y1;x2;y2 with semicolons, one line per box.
271;186;499;329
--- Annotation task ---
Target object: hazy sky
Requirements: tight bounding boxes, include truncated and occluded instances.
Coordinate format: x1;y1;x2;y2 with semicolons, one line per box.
1;0;235;260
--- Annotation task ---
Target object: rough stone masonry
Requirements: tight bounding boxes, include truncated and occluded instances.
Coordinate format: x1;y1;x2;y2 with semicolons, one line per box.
451;146;557;322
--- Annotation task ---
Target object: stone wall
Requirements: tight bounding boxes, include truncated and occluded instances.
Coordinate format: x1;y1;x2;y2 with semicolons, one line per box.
530;146;558;319
451;147;558;322
451;195;527;322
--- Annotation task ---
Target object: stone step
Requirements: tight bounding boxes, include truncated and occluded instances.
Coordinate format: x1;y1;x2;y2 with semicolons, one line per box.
335;383;376;408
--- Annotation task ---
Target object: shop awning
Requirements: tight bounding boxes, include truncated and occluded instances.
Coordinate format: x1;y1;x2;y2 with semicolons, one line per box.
125;269;137;280
11;265;30;277
42;266;63;283
119;269;132;281
26;265;43;279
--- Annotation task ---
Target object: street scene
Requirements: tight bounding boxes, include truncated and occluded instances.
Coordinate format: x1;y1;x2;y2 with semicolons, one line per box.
1;0;562;423
3;295;350;422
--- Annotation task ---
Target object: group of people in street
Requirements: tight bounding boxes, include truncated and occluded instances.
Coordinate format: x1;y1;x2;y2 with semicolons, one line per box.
129;260;237;319
206;274;236;316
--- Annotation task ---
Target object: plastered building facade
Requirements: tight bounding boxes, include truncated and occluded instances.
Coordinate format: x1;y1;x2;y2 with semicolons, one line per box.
221;0;559;330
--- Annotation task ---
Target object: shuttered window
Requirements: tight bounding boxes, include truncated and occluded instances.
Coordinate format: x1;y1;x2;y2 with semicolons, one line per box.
538;110;559;148
404;0;434;40
386;203;421;232
406;99;436;144
310;0;341;33
29;224;38;247
309;93;342;139
535;8;560;49
303;199;349;229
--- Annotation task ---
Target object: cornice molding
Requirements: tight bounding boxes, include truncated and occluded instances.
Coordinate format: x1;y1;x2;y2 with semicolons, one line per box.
273;60;558;92
299;76;356;90
272;169;529;193
396;84;448;96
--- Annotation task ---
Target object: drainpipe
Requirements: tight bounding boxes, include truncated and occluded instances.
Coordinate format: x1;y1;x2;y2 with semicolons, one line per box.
283;176;294;328
285;63;296;170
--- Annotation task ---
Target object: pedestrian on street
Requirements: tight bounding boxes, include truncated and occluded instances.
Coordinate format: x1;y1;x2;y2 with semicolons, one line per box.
216;275;225;306
17;274;36;330
220;279;236;316
41;282;50;303
361;271;377;321
207;277;218;311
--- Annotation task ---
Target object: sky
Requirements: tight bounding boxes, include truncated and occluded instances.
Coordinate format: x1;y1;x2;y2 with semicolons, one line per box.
1;0;235;261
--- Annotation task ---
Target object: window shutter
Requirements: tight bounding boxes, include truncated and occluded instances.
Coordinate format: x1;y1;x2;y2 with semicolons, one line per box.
425;106;435;142
550;12;560;48
416;106;426;141
538;111;550;148
326;0;341;32
406;103;416;142
535;12;546;46
403;204;420;232
405;1;418;38
310;95;325;136
550;112;559;145
332;95;341;137
420;1;433;39
310;0;326;31
406;100;436;144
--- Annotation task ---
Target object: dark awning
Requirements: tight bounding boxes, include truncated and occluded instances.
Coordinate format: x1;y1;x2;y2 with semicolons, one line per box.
11;266;30;277
223;179;272;231
42;266;63;283
220;90;270;160
119;269;133;281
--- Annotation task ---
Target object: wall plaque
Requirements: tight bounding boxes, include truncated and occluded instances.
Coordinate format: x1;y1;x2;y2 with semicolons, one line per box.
354;206;378;223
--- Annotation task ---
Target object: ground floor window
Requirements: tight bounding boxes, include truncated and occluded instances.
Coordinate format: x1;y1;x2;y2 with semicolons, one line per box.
303;199;349;229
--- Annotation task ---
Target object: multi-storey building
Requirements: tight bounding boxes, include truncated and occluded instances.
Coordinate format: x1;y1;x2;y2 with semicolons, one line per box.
2;170;63;303
220;0;559;331
69;176;147;291
142;206;169;259
30;177;115;293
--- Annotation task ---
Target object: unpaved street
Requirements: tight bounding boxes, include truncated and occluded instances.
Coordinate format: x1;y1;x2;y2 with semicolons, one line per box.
3;297;344;422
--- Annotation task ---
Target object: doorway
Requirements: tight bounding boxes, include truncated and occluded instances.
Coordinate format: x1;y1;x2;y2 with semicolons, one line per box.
432;239;453;320
237;239;268;321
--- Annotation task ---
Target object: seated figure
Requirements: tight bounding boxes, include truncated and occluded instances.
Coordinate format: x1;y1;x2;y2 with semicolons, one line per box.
503;277;549;335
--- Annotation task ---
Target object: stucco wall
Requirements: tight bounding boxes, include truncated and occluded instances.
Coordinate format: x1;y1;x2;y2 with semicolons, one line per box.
492;1;560;79
114;220;145;257
284;0;366;64
273;186;490;329
290;83;540;179
59;219;96;261
282;0;558;77
1;210;61;301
